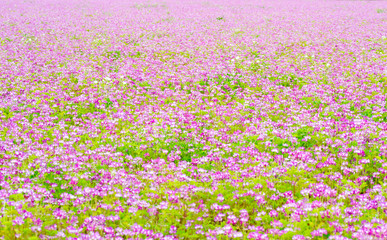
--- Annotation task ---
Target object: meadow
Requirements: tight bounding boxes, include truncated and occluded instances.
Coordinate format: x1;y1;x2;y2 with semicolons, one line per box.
0;0;387;239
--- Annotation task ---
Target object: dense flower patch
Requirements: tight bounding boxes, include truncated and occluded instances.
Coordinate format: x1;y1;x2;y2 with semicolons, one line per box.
1;0;387;239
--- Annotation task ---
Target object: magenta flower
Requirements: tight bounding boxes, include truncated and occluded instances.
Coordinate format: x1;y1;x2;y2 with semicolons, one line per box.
248;232;269;240
147;207;158;216
292;235;306;240
271;220;283;228
217;194;224;202
1;0;387;239
13;217;24;226
227;215;238;225
269;210;279;218
169;225;177;234
311;228;328;237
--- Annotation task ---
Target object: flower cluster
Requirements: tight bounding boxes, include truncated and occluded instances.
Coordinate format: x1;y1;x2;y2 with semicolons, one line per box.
0;0;387;239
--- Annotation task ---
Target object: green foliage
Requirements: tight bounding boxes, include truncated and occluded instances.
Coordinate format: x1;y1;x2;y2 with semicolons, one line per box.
214;73;246;92
266;73;304;88
36;171;75;199
1;107;13;120
117;138;208;163
361;107;373;118
292;126;317;149
105;50;122;60
302;96;325;109
271;136;293;150
105;97;113;109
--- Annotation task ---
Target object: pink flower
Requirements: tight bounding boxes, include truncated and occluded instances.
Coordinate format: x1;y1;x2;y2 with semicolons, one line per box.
292;235;306;240
240;216;249;224
53;208;68;220
269;210;278;218
290;213;301;222
247;232;269;240
311;228;327;237
104;227;114;234
240;209;249;217
227;215;238;225
13;217;24;226
147;207;158;216
169;225;177;234
217;194;224;202
214;213;225;222
255;194;266;205
31;226;41;232
69;177;78;185
67;225;80;234
271;220;283;228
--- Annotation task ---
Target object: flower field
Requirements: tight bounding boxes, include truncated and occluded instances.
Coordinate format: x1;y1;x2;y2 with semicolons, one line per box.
1;0;387;239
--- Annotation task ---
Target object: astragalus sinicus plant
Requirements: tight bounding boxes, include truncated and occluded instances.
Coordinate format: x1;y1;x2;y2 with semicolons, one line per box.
0;0;387;239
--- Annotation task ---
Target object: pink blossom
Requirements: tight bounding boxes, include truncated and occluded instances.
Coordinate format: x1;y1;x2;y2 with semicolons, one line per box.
13;217;24;226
